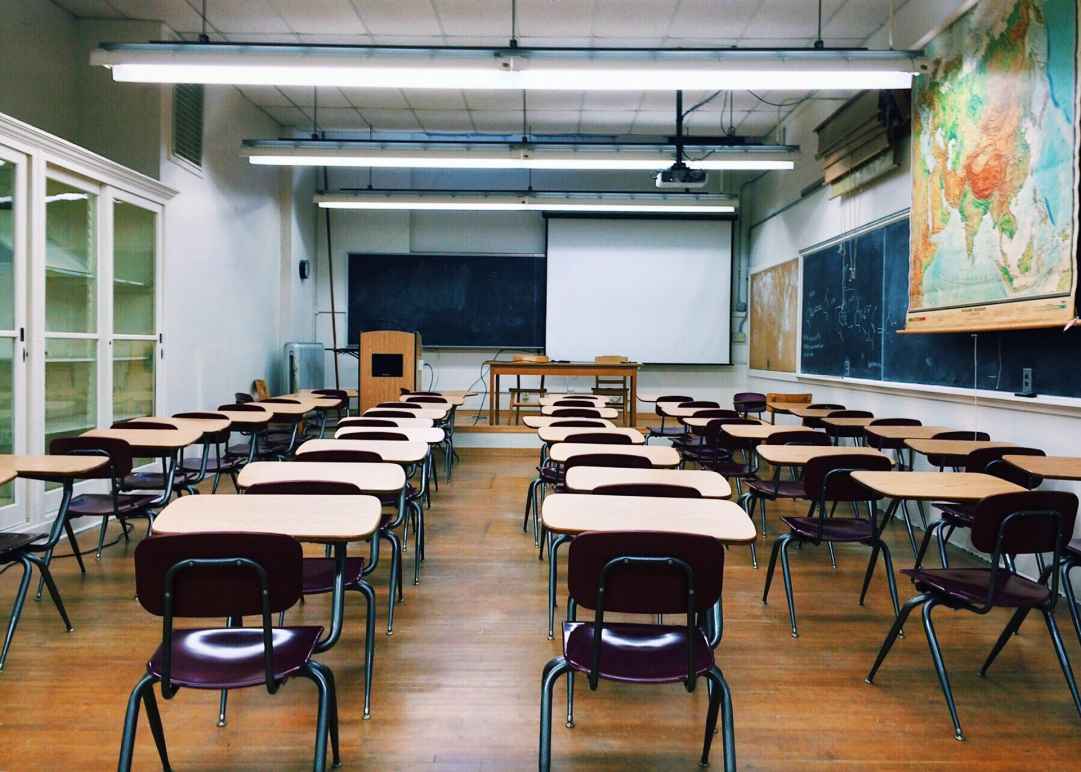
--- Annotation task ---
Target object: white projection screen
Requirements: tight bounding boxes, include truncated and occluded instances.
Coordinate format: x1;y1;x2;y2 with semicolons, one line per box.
545;218;733;364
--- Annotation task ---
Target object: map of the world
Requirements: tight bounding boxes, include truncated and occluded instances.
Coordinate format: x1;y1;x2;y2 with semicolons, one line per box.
910;0;1078;330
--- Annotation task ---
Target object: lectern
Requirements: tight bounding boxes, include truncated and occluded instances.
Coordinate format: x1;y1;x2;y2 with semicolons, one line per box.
359;330;422;412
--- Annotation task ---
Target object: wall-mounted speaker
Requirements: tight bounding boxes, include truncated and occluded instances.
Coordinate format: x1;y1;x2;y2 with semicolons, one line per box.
298;259;311;280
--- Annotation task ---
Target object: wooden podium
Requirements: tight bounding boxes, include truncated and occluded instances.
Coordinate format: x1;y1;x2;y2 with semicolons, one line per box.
359;330;421;412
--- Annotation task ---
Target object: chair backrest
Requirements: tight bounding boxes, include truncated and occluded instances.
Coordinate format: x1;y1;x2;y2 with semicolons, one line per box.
563;433;632;445
766;430;830;446
655;395;693;416
703;417;760;449
262;398;301;405
593;483;703;498
550;420;607;428
868;418;921;427
312;389;348;400
217;402;265;412
365;410;415;418
553;399;597;407
732;392;766;410
566;530;724;691
803;453;893;503
677;401;720;409
294;449;383;463
338;418;396;428
563;453;653;472
932;430;991;441
245;480;362;496
376;402;418;409
827;410;873;419
173;412;231;443
49;435;134;478
405;391;442;396
807;403;844;410
337;431;409;442
112;419;174;430
970;491;1078;558
404;396;448;404
687;408;739;419
234;392;254;404
551;408;603;418
967;446;1044;488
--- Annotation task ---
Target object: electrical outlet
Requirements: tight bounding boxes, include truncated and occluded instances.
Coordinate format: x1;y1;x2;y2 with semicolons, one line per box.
1021;368;1033;393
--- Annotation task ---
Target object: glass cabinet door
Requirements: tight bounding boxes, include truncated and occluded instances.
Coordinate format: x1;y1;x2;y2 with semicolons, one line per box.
112;199;157;421
0;148;26;527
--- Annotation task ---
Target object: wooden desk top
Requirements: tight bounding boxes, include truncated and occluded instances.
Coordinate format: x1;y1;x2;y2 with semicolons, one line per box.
334;426;444;444
659;404;721;418
297;439;428;464
851;471;1024;502
1003;455;1081;482
905;439;1012;457
541;405;619;418
214;409;273;427
404;390;476;405
401;396;457;408
539;395;611;407
538;427;644;444
522;416;615;429
637;393;694;404
340;416;434;429
542;493;755;543
864;425;949;441
683;416;764;428
278;393;341;409
548;443;680;467
153;494;381;544
83;427;202;450
488;360;640;370
0;454;109;481
237;461;405;492
822;417;874;428
363;406;448;420
788;406;843;419
723;424;819;440
564;467;731;498
142;416;231;434
250;400;314;416
757;445;887;467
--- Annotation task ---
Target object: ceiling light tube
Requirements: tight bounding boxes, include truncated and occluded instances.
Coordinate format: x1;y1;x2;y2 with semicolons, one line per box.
314;192;737;214
93;43;925;91
242;141;798;171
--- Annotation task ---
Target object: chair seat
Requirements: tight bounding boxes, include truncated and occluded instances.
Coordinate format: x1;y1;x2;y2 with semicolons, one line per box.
538;466;563;484
781;516;874;542
302;557;366;594
746;478;806;499
121;471;196;490
147;626;323;689
226;442;254;458
563;621;714;684
0;532;46;559
902;568;1051;608
932;502;974;526
705;461;755;478
181;457;244;475
67;493;158;517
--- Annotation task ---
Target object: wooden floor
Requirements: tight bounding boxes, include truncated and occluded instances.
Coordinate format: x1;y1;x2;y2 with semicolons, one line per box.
2;450;1080;770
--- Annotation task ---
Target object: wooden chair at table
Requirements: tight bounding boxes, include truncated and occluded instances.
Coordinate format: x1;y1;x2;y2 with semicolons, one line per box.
738;430;831;538
311;388;350;435
865;491;1081;742
114;419;201;498
927;430;992;471
173;412;234;494
259;398;307;459
118;532;341;771
549;407;608;419
865;418;922;469
645;394;694;444
672;408;739;462
404;395;457;479
510;354;549;425
591;355;630;421
761;453;899;639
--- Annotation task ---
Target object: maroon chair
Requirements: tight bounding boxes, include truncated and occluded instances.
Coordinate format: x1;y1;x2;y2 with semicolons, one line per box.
552;399;598;407
365;410;417;418
801;403;844;429
929;447;1045;569
175;412;239;494
337;418;397;428
119;532;340;771
822;409;874;446
592;482;703;498
733;392;767;419
404;395;448;404
376;401;421;410
549;408;604;418
215;402;268;477
549;420;607;428
539;531;734;771
337;431;409;442
674;414;744;468
1062;539;1081;652
246;480;377;719
646;394;694;443
762;453;898;638
865;418;922;469
927;430;992;470
738;430;831;536
49;436;159;564
561;432;632;445
114;419;199;497
865;491;1081;741
258;399;307;459
0;531;72;671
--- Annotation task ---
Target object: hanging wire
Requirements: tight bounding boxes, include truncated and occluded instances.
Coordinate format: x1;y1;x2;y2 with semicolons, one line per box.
510;0;519;47
888;0;895;50
199;0;209;42
814;0;824;49
312;86;319;138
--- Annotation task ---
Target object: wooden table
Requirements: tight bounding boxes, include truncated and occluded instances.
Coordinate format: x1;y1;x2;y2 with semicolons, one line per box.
83;427;202;452
538;395;611;407
214;409;273;428
905;439;1012;459
540;405;619;419
1003;455;1081;482
250;400;316;416
865;425;951;442
658;403;720;418
278;393;342;410
335;427;444;445
682;416;763;428
548;443;680;467
487;359;640;426
563;467;731;498
237;461;406;493
297;439;428;464
403;390;476;406
141;415;231;436
822;416;874;428
788;406;842;419
364;406;449;421
541;493;755;637
522;416;615;429
722;424;820;441
757;445;887;467
341;416;434;429
537;427;644;444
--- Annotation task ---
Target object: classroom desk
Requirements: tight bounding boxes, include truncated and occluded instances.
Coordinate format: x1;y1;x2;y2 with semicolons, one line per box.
864;425;952;444
403;390;476;406
522;416;615;429
563;467;732;498
363;406;449;421
682;416;764;429
756;445;887;467
340;416;434;429
905;439;1012;461
237;460;406;493
250;400;316;416
138;416;231;438
787;406;843;419
541;493;755;638
83;427;202;452
297;439;428;465
548;443;680;467
822;416;875;429
537;426;644;444
721;424;819;441
278;393;342;410
335;426;445;445
540;405;620;419
851;470;1025;558
658;403;722;418
538;394;612;407
1003;455;1081;481
487;359;640;426
212;410;273;428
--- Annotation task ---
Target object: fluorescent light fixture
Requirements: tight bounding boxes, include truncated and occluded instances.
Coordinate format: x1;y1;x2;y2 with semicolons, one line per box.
314;191;737;214
92;43;925;91
242;140;798;171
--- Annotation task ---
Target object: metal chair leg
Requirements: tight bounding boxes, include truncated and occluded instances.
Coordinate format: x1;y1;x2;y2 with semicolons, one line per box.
539;657;572;772
63;521;87;575
141;680;171;770
1041;608;1081;722
921;600;965;741
384;530;402;636
117;674;162;772
96;516;110;560
702;666;736;772
979;606;1029;676
778;536;799;638
26;554;73;633
309;660;342;769
858;543;881;606
865;593;930;684
302;662;332;772
565;671;575;728
761;537;784;606
357;580;377;720
1063;563;1081;649
0;558;32;671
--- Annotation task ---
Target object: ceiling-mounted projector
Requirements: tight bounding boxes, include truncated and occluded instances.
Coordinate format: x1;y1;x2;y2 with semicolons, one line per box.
656;162;708;189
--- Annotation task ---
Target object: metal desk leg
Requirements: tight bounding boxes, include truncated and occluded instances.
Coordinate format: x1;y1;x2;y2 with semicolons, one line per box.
548;534;571;640
315;542;347;653
34;481;74;601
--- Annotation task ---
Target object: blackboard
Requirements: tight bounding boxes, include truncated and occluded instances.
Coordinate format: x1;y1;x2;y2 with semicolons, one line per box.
347;253;545;348
800;217;1081;397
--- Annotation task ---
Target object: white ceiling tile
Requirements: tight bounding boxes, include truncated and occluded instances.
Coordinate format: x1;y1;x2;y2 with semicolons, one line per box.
517;1;595;38
341;88;412;109
630;110;675;133
296;33;374;44
107;0;204;31
353;1;444;36
52;0;125;18
591;0;677;38
577;110;635;134
668;0;761;38
525;92;585;111
470;111;525;133
742;0;844;39
464;90;522;110
415;110;476;132
404;89;468;110
263;106;312;126
266;0;369;35
528;110;581;132
206;0;291;34
236;85;294;107
517;36;594;46
825;0;893;38
432;0;513;37
278;86;354;108
221;33;303;43
358;109;423;131
313;107;370;129
582;92;643;111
